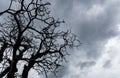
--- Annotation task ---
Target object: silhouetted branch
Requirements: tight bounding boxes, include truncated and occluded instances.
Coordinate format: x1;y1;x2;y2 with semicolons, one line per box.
0;0;80;78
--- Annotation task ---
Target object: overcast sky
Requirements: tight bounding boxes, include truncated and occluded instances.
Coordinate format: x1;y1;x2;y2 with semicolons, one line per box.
49;0;120;78
1;0;120;78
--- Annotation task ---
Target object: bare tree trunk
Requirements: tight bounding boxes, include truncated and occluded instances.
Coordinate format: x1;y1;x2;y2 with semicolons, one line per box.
7;61;18;78
22;62;34;78
0;0;80;77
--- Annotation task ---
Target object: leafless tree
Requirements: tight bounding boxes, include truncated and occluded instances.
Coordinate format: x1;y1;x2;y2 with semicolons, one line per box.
0;0;80;78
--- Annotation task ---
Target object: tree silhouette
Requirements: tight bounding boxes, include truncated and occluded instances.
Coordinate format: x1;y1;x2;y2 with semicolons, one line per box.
0;0;80;78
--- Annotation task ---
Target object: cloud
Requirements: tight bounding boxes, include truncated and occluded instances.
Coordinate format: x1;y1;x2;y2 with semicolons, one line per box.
84;36;120;78
1;0;120;78
102;60;112;68
49;0;120;78
79;61;96;69
61;36;120;78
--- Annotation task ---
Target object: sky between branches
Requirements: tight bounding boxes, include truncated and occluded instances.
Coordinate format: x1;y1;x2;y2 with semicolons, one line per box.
1;0;120;78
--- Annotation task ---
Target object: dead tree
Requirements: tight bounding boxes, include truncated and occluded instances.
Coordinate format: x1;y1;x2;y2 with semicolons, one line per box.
0;0;80;78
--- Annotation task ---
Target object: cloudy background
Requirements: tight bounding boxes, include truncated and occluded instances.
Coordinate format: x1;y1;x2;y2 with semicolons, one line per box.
1;0;120;78
49;0;120;78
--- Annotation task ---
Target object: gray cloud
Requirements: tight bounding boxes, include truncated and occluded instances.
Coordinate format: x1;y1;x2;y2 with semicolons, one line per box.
79;61;96;69
76;0;120;60
103;60;112;68
49;0;120;78
50;0;120;59
1;0;120;78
